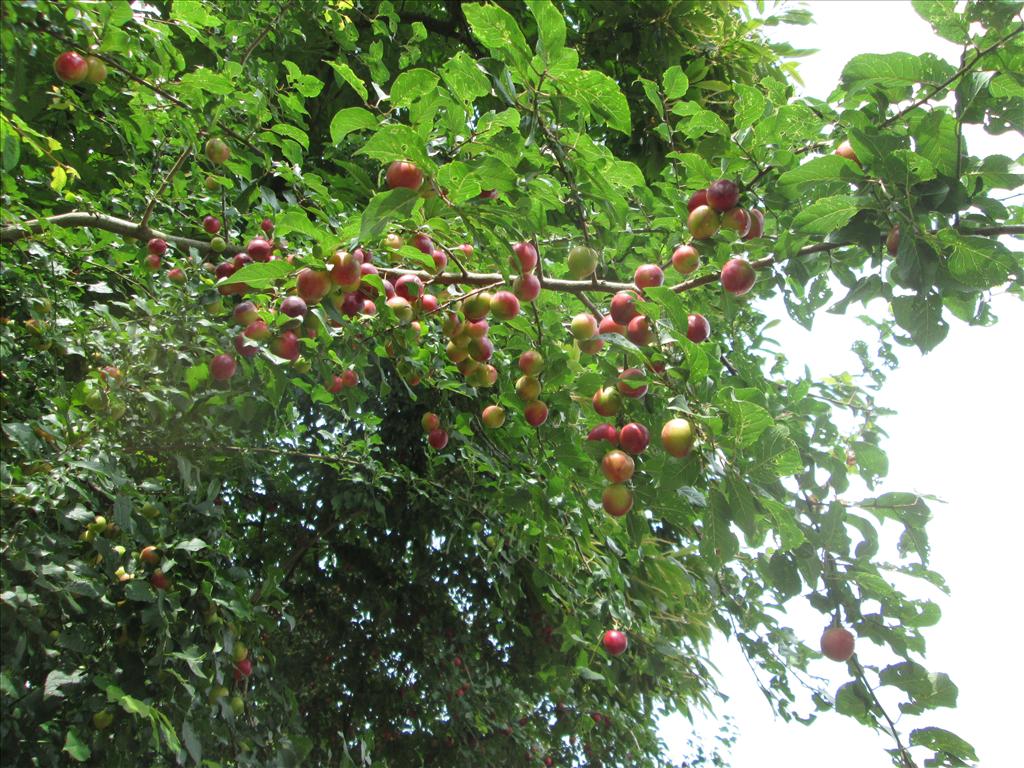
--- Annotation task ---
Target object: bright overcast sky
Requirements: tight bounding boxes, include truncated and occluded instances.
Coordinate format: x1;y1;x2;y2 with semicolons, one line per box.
661;2;1024;766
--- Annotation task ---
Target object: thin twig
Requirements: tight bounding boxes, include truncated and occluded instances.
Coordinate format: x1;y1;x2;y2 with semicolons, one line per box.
240;1;294;68
140;146;193;229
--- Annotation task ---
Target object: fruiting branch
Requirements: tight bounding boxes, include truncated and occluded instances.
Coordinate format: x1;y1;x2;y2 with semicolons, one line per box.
3;211;1021;298
880;22;1024;129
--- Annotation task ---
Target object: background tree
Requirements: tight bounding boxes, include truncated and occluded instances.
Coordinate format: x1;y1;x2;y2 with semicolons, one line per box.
1;1;1021;766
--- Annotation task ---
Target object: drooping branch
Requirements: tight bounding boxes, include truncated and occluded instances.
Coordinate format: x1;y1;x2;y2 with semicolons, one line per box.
3;211;1022;297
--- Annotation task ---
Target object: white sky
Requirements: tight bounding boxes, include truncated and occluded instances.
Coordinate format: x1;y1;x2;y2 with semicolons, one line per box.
661;2;1024;766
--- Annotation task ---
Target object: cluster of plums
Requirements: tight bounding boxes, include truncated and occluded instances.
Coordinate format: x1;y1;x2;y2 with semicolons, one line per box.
53;50;107;85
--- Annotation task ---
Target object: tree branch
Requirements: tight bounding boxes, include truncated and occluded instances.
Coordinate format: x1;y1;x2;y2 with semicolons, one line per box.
140;147;193;229
4;211;1021;295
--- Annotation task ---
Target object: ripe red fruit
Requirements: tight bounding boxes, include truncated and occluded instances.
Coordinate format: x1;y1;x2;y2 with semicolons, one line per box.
687;313;710;343
387;296;413;322
743;209;765;241
707;179;740;212
601;450;635;483
386;161;424;191
468;336;494;362
465;319;489;338
627;315;655;346
147;238;168;256
395;274;425;301
834;140;860;166
167;268;185;283
490;291;521;320
235;657;253;677
512;273;541;302
205;138;230;165
720;258;756;296
519;350;543;375
431;249;448;273
511;242;538;274
661;418;695;457
617;368;648;398
687;205;720;240
603;484;632;516
609;290;640;325
83;56;107;84
210;354;237;382
280;296;307;318
203;216;221;234
260;218;274;234
592;387;622;417
601;629;628;656
524;400;548;427
419;294;439;314
410;233;433;255
598;315;626;336
671;245;700;275
428;428;449;449
297;269;331;304
587;424;619;445
144;253;162;271
422;413;440;432
687;189;708;212
329;250;362;290
341;370;358;387
150;571;170;590
634;264;664;289
515;375;541;402
234;333;257;358
820;627;855;662
362;299;377;315
461;292;492;322
619;422;649;455
478;189;499;200
244;319;270;341
270;330;300;361
54;51;88;83
721;207;751;237
482;405;506;428
578;337;604;354
886;225;900;255
232;303;258;325
570;313;599;340
247;238;272;262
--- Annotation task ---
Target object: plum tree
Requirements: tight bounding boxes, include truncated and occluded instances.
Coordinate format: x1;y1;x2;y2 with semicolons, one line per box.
0;3;1014;768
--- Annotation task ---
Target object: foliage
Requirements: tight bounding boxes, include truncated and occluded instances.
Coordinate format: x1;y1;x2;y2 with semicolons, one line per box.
1;0;1021;766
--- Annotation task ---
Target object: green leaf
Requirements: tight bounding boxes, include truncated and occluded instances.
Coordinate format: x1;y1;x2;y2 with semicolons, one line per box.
269;123;309;150
176;67;234;95
835;681;872;723
283;60;324;97
390;69;440;107
63;729;91;762
723;399;773;448
910;727;978;762
174;538;208;552
219;260;294;289
701;492;739;567
662;65;689;100
670;101;728;139
327;60;369;102
275;208;328;242
577;667;605;681
791;195;864;235
462;3;532;70
440;52;492;102
733;84;765;131
912;0;967;43
171;1;221;28
560;70;632;135
358;188;421;242
777;156;864;190
892;294;949;352
527;0;566;59
841;52;955;98
329;108;379;145
123;580;156;602
938;230;1015;289
880;661;958;714
355;123;431;169
436;162;483;204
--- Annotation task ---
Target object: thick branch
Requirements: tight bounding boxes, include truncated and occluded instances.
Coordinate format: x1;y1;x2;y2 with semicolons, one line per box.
3;211;1021;295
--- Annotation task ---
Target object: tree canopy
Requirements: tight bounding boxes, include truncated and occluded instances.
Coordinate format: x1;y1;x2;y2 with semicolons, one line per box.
1;1;1022;766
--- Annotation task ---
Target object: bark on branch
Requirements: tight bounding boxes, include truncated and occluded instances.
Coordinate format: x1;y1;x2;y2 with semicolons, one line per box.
2;211;1021;297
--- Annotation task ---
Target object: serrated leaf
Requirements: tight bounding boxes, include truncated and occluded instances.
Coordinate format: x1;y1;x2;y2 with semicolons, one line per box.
219;260;293;289
527;0;565;59
662;65;688;99
733;84;765;131
560;70;632;135
390;69;440;107
791;195;863;235
63;729;91;762
327;60;368;101
463;3;532;69
892;294;949;352
910;727;977;761
355;124;431;169
329;108;378;144
938;230;1014;288
358;188;421;242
